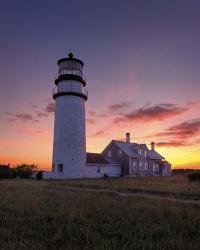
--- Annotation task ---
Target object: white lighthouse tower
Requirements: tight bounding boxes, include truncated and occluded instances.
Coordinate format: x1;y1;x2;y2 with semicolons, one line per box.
52;53;87;179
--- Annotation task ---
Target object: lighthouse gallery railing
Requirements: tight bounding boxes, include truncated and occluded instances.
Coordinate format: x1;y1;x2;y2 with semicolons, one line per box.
55;68;86;82
53;84;88;98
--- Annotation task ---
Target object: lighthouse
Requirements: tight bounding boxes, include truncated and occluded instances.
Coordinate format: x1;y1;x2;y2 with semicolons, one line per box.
52;53;87;179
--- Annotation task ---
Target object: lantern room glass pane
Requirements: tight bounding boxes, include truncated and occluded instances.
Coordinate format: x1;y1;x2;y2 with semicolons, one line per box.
59;61;82;71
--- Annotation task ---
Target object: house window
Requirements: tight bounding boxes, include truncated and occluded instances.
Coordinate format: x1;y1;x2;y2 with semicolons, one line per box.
132;161;137;170
58;164;63;173
153;163;159;172
107;150;111;157
138;149;142;155
118;149;122;157
139;162;143;170
144;162;148;171
144;150;147;158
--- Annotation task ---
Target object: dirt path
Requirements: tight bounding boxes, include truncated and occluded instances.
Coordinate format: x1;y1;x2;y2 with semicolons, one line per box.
66;186;200;204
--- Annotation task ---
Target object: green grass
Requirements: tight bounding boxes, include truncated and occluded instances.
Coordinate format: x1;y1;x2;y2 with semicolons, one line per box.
0;177;199;250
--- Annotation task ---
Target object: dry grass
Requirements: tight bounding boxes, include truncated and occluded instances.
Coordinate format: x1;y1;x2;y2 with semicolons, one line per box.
0;178;199;250
50;175;200;198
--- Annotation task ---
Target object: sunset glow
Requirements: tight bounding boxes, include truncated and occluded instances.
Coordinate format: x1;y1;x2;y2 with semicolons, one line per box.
0;1;200;170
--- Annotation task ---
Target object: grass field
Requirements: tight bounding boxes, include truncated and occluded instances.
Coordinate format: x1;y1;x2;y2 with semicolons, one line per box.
52;175;200;198
0;176;199;250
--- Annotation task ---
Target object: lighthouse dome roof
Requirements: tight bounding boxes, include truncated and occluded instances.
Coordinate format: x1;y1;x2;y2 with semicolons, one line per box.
57;53;84;67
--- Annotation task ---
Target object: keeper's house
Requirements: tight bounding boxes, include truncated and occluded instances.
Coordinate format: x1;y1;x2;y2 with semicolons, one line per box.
92;133;171;177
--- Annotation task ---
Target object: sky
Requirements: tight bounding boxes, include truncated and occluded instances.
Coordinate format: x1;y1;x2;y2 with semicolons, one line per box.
0;0;200;170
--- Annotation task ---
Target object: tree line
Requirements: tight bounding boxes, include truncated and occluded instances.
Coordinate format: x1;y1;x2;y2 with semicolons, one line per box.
0;164;43;179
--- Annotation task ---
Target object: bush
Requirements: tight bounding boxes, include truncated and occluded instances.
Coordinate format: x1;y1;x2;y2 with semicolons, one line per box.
36;171;43;180
0;164;12;178
13;163;37;179
188;171;200;182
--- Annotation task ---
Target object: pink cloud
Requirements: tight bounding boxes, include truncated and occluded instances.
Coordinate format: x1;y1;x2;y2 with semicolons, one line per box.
155;119;200;139
113;103;187;124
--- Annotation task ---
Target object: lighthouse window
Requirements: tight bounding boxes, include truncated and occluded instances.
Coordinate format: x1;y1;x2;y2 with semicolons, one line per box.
52;164;55;172
58;164;63;173
60;61;82;71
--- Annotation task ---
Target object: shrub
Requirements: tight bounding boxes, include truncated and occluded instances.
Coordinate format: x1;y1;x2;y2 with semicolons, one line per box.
188;171;200;182
0;164;12;178
14;163;37;179
36;171;43;180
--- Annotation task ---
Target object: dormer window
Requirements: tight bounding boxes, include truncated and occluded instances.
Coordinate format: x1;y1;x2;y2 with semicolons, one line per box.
107;150;111;157
118;149;122;157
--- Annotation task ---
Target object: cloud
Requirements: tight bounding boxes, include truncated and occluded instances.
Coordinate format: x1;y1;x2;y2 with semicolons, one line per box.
156;141;189;148
113;103;187;124
15;113;34;121
36;112;48;118
89;103;190;138
31;104;38;108
155;119;200;139
195;139;200;144
6;112;40;123
8;118;18;122
16;130;44;135
186;101;200;107
89;110;108;118
97;113;109;118
3;101;53;124
86;118;95;124
108;102;132;113
45;102;55;113
89;126;110;137
89;110;96;116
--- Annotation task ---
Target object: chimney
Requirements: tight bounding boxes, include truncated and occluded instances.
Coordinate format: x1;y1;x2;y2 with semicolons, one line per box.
126;132;130;143
151;142;155;150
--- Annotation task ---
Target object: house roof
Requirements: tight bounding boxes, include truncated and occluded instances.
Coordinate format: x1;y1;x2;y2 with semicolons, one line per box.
108;140;164;160
148;150;164;160
86;153;108;164
113;140;139;157
162;160;171;165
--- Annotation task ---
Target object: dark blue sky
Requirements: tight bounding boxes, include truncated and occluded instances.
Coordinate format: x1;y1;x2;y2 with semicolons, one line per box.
0;0;200;108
